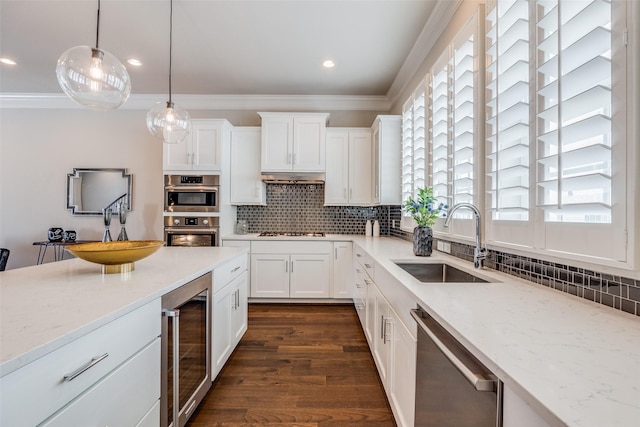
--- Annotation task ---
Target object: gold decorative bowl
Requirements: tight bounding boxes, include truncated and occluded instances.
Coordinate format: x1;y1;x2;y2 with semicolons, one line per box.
65;240;165;274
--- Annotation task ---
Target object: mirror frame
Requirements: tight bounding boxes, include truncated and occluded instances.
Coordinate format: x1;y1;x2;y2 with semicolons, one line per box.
66;168;133;215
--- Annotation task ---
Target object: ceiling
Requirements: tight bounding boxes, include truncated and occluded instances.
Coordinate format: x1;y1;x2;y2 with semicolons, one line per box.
0;0;450;103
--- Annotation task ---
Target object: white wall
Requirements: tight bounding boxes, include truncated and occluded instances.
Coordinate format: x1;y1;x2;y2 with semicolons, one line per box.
0;109;163;269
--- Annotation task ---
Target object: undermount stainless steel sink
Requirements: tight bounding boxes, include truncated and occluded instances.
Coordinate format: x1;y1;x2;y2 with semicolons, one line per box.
395;262;490;283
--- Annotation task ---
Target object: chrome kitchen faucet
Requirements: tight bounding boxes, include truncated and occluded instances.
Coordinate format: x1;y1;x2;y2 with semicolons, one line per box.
444;203;487;269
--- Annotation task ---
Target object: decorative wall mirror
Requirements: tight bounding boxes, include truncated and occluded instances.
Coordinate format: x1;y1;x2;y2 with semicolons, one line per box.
67;168;132;215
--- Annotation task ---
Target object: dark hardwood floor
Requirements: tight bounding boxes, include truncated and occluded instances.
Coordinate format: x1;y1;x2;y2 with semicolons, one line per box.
187;304;396;427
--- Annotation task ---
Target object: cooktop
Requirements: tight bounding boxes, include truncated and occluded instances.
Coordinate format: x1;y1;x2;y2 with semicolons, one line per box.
258;232;326;237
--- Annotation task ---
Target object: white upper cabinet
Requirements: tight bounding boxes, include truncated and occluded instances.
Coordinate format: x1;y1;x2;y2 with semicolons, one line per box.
230;127;266;205
163;119;231;172
259;112;329;173
325;128;373;206
371;115;402;205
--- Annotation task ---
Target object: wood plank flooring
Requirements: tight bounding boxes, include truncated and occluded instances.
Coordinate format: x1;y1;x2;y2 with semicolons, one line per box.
187;304;396;427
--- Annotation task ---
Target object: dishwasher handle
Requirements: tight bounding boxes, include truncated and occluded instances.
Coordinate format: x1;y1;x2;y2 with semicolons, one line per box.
411;309;496;392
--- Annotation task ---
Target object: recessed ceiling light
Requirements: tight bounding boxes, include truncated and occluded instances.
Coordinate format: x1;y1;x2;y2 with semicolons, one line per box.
322;59;335;69
126;58;143;67
0;57;17;65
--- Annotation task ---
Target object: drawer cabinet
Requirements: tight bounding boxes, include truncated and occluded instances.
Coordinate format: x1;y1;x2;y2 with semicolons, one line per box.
41;339;160;426
0;299;161;427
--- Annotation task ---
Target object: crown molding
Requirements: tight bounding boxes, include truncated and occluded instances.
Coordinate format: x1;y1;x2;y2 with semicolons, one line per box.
0;93;391;111
386;0;463;108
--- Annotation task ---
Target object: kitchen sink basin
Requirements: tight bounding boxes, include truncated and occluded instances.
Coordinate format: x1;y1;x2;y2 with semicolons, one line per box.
395;262;489;283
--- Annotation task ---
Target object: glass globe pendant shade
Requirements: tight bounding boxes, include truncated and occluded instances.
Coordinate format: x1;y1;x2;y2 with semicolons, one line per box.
56;46;131;111
146;101;191;144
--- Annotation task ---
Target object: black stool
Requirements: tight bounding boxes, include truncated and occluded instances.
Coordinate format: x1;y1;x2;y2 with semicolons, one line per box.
0;248;10;271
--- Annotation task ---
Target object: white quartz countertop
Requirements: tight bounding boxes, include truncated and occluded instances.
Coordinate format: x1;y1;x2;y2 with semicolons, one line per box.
0;246;248;376
351;236;640;427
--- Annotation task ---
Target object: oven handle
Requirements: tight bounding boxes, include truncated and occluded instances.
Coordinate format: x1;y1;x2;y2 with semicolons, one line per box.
164;227;219;233
165;185;219;191
410;309;496;392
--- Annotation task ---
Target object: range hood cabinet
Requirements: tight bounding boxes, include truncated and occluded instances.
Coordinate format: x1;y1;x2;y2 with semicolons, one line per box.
260;172;325;184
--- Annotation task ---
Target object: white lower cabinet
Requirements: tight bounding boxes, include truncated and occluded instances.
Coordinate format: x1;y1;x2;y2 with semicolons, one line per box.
250;241;332;299
388;309;416;427
503;384;552;427
0;299;161;427
332;241;353;298
354;243;416;427
41;339;161;426
372;284;391;386
212;255;249;378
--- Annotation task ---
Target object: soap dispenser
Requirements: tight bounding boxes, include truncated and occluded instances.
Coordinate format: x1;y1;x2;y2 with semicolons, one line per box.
373;220;380;237
365;220;372;236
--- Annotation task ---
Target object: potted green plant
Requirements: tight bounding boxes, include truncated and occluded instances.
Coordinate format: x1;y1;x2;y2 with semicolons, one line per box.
404;187;447;256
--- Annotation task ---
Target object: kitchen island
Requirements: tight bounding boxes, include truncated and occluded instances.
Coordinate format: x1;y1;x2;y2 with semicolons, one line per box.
0;246;248;426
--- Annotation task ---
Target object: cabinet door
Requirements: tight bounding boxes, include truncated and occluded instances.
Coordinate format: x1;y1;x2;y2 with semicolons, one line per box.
364;275;376;345
332;242;353;298
348;130;373;205
373;115;402;205
212;283;234;377
292;116;325;171
191;121;222;171
231;271;248;344
250;254;290;297
372;287;391;386
163;137;191;170
324;130;349;205
261;116;293;171
389;309;416;427
230;127;265;205
289;254;331;298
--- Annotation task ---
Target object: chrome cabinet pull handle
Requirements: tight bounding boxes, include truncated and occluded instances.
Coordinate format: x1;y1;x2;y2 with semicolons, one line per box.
63;353;109;382
291;261;294;273
364;263;372;269
410;309;497;392
285;261;288;272
381;315;385;340
231;266;240;273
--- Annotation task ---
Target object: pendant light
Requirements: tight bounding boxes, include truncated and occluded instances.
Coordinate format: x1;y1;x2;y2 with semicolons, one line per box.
56;0;131;111
146;0;191;144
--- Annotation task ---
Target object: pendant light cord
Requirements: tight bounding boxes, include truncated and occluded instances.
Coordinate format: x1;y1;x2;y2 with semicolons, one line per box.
168;0;173;104
95;0;101;49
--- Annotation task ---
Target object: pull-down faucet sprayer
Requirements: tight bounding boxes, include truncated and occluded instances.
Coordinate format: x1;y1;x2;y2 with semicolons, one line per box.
444;203;487;269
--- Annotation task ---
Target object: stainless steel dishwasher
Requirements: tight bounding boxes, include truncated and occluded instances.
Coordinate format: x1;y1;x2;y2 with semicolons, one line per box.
411;307;503;427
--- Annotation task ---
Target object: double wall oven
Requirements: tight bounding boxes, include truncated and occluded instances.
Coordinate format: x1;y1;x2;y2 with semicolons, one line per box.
164;174;220;247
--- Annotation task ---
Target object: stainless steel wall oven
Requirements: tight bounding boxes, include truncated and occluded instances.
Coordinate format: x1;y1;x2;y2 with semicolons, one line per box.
161;272;212;427
164;174;219;213
164;216;219;247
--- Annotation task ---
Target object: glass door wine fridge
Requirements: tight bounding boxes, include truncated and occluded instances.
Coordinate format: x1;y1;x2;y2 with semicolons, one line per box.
161;272;212;427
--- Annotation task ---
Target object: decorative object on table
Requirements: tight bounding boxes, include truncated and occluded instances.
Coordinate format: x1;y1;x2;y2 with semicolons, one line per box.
117;202;129;241
55;0;131;111
146;0;191;144
102;208;112;242
365;219;372;236
404;187;447;256
63;230;77;242
64;240;164;274
47;227;64;242
373;220;380;237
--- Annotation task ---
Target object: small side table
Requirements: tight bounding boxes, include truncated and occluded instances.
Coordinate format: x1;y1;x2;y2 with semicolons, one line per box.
33;241;98;265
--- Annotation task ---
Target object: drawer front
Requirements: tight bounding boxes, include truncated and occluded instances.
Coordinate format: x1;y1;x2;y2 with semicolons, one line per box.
136;400;160;427
41;338;160;427
213;254;248;292
354;245;366;267
0;299;160;427
251;240;332;254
